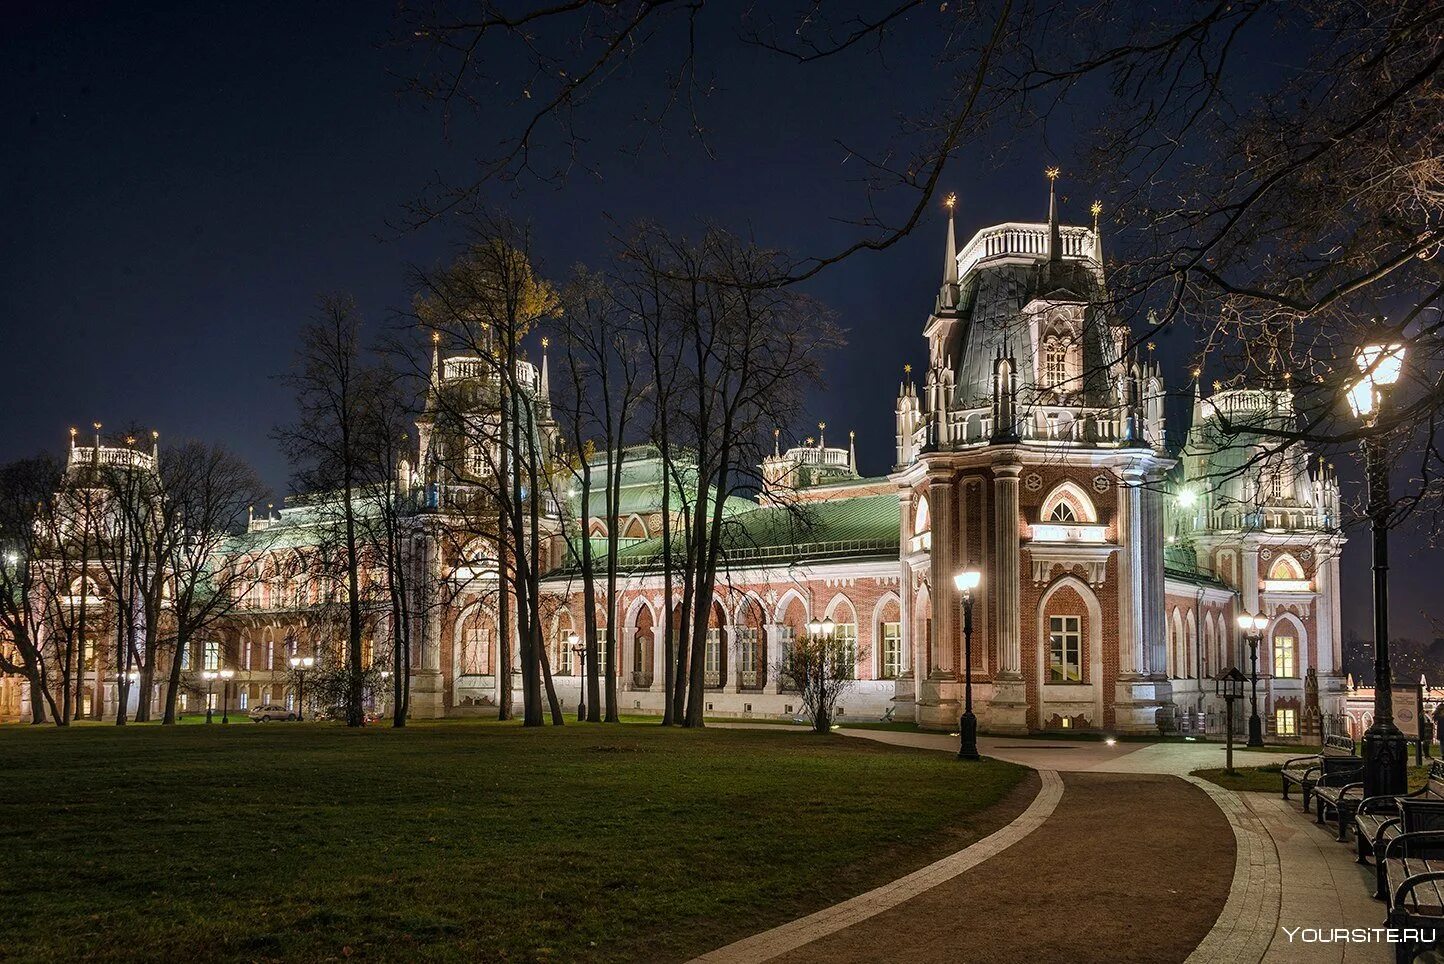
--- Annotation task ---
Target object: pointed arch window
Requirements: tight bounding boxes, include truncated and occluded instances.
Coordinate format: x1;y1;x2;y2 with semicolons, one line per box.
1049;501;1077;523
1044;338;1069;389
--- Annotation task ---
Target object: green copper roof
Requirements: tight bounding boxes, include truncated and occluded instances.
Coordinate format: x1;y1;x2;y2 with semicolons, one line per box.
549;491;900;578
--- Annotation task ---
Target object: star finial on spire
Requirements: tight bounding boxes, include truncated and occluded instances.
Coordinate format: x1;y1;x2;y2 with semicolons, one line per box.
944;192;957;211
1045;166;1060;181
904;363;912;375
541;336;549;349
431;331;440;345
1090;200;1102;232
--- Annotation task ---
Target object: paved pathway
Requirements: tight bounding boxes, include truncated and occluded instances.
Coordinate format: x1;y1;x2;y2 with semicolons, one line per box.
694;727;1389;963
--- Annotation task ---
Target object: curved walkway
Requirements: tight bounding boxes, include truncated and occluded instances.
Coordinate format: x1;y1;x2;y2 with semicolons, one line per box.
696;727;1386;963
693;769;1064;964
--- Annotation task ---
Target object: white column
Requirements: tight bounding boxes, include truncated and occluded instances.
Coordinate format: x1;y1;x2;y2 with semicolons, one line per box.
928;475;956;677
1140;477;1168;677
651;622;666;691
723;628;740;694
993;464;1022;676
1117;468;1146;677
766;625;784;693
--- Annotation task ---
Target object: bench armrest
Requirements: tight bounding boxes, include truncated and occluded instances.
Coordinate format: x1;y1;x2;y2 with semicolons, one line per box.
1392;870;1444;912
1337;783;1366;803
1383;830;1444;861
1284;754;1323;768
1373;816;1404;845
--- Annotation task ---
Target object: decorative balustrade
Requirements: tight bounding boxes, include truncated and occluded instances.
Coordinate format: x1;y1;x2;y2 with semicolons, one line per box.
956;223;1096;277
441;356;541;394
68;446;156;472
1028;522;1109;545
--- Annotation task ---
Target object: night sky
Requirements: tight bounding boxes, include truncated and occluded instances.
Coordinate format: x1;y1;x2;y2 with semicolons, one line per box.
4;2;1439;648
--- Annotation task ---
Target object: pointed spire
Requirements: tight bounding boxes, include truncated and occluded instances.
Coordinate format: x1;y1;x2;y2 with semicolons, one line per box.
943;193;958;286
1045;167;1062;263
429;330;441;387
848;430;857;472
69;426;77;450
936;193;960;311
818;421;826;448
151;429;159;463
1090;200;1104;265
92;421;102;454
773;427;781;458
539;335;551;404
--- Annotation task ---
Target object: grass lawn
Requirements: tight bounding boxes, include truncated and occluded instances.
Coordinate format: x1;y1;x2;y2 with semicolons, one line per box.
0;720;1027;963
1192;761;1435;793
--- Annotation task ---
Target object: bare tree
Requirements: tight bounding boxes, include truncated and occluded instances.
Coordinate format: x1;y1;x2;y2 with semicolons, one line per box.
411;210;566;726
276;296;373;727
156;441;269;724
778;631;866;734
0;455;66;723
403;1;1444;527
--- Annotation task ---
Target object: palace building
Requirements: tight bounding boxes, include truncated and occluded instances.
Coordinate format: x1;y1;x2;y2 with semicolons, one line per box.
2;185;1348;736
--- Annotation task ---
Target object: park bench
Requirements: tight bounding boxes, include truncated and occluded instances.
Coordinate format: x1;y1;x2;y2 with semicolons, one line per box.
1353;761;1444;860
1375;801;1444;901
1281;734;1358;811
1379;824;1444;963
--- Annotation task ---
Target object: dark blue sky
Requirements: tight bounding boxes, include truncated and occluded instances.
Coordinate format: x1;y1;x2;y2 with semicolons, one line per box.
4;1;1439;645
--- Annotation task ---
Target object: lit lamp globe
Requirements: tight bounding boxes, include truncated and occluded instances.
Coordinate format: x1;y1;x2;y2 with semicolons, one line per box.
1348;342;1405;420
953;569;982;594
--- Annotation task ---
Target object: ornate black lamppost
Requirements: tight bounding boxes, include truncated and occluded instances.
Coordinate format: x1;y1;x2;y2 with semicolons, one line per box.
289;655;314;721
203;670;217;723
1237;612;1268;747
219;668;234;724
1347;338;1409;798
568;633;586;721
953;569;982;760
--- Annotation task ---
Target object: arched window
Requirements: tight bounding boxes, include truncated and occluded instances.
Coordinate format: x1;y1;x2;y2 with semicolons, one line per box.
203;640;220;671
1268;555;1305;581
1044;338;1068;389
913;494;930;534
1039;481;1098;524
1273;632;1296;678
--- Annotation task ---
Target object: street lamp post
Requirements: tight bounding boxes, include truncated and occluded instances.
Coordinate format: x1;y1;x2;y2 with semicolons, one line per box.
567;633;586;722
289;655;315;721
203;670;217;723
1237;613;1268;747
1216;668;1246;775
1347;338;1410;799
953;569;982;760
219;669;235;724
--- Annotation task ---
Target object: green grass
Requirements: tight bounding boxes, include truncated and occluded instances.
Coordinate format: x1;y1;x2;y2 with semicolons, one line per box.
0;720;1026;963
1192;761;1434;793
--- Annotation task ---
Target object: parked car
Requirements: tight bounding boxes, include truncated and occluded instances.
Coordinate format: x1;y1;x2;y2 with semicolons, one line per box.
248;704;297;722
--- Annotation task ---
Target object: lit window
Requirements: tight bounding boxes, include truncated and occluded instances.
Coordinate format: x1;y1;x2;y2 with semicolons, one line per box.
239;690;249;710
203;640;219;671
266;640;275;671
242;640;251;671
835;623;858;679
1276;707;1297;736
881;622;902;679
1044;338;1068;389
1048;615;1082;682
1273;635;1296;678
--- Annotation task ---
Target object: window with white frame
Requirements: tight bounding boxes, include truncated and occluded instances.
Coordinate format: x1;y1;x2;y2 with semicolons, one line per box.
1275;707;1298;736
266;639;274;671
242;640;251;671
179;639;190;670
1049;501;1077;523
705;628;722;678
1048;615;1082;682
597;629;609;672
737;627;759;683
1044;338;1068;389
239;690;249;710
203;640;219;671
881;622;902;679
835;623;857;679
1273;635;1296;678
